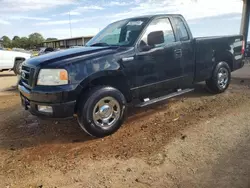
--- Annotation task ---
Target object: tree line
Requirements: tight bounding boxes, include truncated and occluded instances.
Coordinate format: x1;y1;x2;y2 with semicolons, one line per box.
1;33;57;49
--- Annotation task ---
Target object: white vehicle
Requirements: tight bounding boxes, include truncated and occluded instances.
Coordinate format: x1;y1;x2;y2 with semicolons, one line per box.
0;50;31;75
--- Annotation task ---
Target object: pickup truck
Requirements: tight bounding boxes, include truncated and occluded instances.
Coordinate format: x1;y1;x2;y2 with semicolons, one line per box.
18;14;244;138
0;50;31;74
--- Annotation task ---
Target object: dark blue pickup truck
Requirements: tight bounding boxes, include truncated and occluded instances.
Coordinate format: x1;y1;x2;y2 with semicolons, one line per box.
19;14;244;137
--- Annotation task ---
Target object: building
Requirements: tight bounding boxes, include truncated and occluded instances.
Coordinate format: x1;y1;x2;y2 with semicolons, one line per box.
43;36;94;49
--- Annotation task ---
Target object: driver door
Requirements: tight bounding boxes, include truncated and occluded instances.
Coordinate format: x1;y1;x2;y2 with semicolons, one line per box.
130;17;182;97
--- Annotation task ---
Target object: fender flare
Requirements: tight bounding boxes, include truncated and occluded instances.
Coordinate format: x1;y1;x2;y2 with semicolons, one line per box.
214;50;234;71
77;70;132;102
13;57;26;68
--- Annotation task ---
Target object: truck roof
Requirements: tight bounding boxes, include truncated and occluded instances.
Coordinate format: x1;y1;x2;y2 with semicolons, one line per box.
122;14;183;20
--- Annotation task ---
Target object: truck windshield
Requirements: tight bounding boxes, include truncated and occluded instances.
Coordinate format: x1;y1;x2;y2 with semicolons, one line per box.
86;18;149;47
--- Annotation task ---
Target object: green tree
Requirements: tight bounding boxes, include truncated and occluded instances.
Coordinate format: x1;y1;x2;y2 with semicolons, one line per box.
12;36;20;41
19;37;29;49
28;32;44;49
12;35;21;48
1;36;12;48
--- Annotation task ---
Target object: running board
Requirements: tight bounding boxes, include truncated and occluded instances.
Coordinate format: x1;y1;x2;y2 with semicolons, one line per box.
136;88;194;108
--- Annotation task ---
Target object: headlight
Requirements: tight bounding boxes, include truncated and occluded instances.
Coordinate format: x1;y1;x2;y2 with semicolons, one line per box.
37;69;68;86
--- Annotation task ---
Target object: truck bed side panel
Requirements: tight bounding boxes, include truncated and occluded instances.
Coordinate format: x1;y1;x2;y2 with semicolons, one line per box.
194;35;243;83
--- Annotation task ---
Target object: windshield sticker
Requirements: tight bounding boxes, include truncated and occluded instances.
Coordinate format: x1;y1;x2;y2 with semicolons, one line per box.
127;21;143;26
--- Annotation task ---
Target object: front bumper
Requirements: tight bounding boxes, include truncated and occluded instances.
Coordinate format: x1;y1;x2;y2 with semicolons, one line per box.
19;84;76;119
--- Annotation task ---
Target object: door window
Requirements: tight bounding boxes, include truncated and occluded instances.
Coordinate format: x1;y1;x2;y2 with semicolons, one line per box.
173;17;189;41
139;18;175;51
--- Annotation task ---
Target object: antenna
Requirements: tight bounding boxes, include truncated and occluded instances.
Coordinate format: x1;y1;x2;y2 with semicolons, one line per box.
69;11;72;38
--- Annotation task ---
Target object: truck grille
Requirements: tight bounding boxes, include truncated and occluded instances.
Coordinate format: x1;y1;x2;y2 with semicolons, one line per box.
21;65;35;88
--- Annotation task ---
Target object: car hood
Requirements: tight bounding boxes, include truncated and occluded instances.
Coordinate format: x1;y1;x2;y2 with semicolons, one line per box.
25;46;118;67
2;50;31;58
18;51;31;58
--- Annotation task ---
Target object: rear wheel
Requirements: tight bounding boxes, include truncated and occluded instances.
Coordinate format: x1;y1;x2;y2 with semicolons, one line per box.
77;86;127;138
13;59;24;75
206;61;231;93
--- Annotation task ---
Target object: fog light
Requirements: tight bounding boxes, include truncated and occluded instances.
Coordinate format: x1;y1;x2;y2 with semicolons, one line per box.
37;105;53;113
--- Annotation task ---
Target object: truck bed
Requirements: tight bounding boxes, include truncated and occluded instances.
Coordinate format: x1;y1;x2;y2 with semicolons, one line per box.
193;35;243;82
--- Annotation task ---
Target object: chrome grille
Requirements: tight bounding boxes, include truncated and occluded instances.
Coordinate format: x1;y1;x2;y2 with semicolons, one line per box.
21;65;35;88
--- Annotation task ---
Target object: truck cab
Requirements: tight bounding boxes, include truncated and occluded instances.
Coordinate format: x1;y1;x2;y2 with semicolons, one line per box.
18;14;244;138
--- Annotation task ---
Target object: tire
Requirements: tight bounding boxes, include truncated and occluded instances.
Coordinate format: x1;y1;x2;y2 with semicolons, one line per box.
206;61;231;93
77;86;127;138
13;60;24;75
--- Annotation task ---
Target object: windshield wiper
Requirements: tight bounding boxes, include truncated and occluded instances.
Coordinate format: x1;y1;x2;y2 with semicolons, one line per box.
90;42;110;47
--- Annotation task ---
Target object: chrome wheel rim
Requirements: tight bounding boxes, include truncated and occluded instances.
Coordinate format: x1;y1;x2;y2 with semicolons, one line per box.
217;67;229;89
93;96;121;129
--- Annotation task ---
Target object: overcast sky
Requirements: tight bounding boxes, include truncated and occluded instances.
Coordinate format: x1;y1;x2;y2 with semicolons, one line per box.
0;0;244;39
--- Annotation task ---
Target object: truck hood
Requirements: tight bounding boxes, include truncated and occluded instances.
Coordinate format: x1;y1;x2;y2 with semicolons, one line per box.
2;50;31;59
25;46;118;67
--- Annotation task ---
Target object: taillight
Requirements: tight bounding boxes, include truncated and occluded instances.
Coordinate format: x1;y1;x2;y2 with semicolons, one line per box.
241;40;245;55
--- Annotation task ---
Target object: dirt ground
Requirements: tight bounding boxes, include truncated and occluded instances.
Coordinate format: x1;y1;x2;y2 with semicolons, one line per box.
1;65;250;188
0;72;18;94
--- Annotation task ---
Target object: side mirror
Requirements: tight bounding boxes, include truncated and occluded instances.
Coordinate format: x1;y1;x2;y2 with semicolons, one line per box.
147;31;164;46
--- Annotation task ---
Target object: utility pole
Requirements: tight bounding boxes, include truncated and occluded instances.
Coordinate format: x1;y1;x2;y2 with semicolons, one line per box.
69;11;72;38
240;0;250;48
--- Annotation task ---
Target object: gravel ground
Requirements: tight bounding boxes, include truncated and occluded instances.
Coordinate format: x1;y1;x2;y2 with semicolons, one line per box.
0;66;250;188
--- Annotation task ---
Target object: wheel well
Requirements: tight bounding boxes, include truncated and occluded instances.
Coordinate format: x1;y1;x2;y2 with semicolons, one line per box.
222;58;233;71
13;57;25;68
216;55;233;71
74;75;132;113
15;57;25;62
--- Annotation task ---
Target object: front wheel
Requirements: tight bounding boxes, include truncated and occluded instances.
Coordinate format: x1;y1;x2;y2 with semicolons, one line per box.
13;60;24;75
77;86;127;138
206;61;231;93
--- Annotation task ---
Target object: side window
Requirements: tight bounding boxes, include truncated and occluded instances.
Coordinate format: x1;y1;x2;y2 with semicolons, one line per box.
173;17;189;41
139;18;175;50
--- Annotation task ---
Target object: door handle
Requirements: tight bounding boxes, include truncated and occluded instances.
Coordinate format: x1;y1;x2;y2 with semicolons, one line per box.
174;49;182;58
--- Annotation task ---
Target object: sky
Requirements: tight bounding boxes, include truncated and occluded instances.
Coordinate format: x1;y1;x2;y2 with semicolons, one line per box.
0;0;244;40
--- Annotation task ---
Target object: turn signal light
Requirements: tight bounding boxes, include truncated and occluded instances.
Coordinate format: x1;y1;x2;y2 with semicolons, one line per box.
60;70;68;80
